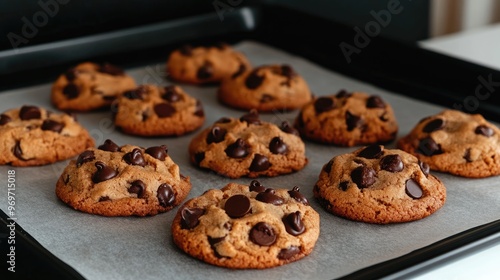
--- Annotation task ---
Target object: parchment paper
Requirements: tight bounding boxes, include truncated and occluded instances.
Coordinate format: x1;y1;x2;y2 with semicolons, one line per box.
1;41;499;280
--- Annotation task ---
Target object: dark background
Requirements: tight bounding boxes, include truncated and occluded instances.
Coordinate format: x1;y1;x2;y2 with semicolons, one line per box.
0;0;430;52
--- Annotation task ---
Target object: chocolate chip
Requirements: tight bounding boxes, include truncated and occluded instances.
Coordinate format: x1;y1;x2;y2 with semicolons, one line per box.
128;180;145;198
256;189;284;205
250;154;271;172
249;180;266;192
123;148;146;167
260;94;274;103
224;194;251;218
194;152;205;165
179;45;193;56
463;148;473;162
157;183;175;207
323;160;333;173
240;110;261;125
358;145;383;159
216;117;231;124
278;246;300;260
13;141;25;160
419;160;430;176
405;179;423;199
99;196;110;202
76;150;95;167
417;137;442;156
346;111;364;131
197;62;213;80
141;111;149;121
283;211;305;236
99;63;124;76
63;84;79;99
194;100;204;117
102;95;116;101
314;97;335;114
250;222;276;246
19;106;41;120
335;89;352;98
339;181;349;191
92;161;118;183
208;236;225;245
225;139;251;158
64;175;70;184
475;125;494;137
41;120;64;133
380;154;404;172
280;65;295;79
351;166;376;189
232;64;246;79
288;186;308;205
280;121;299;136
0;114;12;125
145;145;168;161
366;95;386;108
181;207;205;229
154;103;176;118
163;86;181;102
245;69;264;89
123;87;146;100
379;112;389;122
207;126;226;144
98;139;120;152
269;137;288;154
423;118;445;133
65;68;78;81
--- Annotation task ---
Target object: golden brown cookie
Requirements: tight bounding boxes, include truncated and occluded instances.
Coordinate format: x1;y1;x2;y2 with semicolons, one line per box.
51;62;136;111
167;43;250;84
0;105;94;166
172;181;320;269
217;64;312;112
56;139;191;216
113;85;205;136
314;145;446;224
398;109;500;178
294;90;398;146
188;110;307;178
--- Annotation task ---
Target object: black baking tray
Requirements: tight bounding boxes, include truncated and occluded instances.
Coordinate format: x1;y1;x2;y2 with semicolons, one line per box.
1;3;499;279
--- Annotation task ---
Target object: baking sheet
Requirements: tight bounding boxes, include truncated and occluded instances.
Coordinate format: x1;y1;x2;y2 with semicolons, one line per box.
1;41;499;280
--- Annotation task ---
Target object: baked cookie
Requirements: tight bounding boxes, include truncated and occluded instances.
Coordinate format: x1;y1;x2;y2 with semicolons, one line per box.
113;85;205;136
167;43;250;84
56;139;191;216
314;145;446;224
218;64;312;112
52;62;136;111
294;90;398;146
398;109;500;178
188;110;307;178
172;181;320;269
0;105;94;166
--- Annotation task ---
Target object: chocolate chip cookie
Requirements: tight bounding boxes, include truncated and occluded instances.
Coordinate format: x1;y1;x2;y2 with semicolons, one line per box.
167;43;251;84
217;64;313;112
398;109;500;178
52;62;136;111
56;139;191;216
294;90;398;146
0;105;94;166
188;110;307;178
314;145;446;224
171;181;320;269
113;85;205;136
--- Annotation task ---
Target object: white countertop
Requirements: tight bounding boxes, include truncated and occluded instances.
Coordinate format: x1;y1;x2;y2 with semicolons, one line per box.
410;23;500;280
